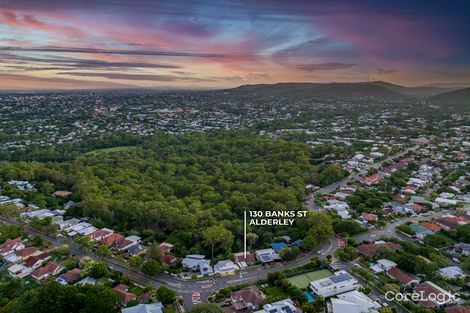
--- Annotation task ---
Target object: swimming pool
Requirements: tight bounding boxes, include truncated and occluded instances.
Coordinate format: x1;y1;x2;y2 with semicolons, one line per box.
303;291;315;303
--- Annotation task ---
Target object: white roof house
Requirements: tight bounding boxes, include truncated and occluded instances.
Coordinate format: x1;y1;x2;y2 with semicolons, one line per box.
74;276;97;286
438;266;466;279
310;271;358;297
125;235;142;243
435;197;458;206
182;255;213;276
3;253;22;264
121;302;164;313
332;291;381;313
376;259;397;271
214;260;239;275
7;264;32;278
20;209;56;220
254;299;296;313
255;248;281;263
76;226;98;236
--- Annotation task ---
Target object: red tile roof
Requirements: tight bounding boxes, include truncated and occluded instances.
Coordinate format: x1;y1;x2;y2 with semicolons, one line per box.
419;222;441;232
231;286;266;311
162;255;178;266
361;212;378;222
446;305;470;313
61;268;80;283
386;267;417;285
32;261;61;280
24;252;49;268
235;252;256;265
113;284;136;305
414;282;452;308
15;246;38;257
100;233;124;246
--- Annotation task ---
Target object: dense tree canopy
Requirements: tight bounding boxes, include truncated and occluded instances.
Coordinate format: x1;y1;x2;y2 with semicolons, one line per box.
0;132;341;256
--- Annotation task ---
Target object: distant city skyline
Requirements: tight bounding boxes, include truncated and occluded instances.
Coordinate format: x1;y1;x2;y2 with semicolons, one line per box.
1;0;470;89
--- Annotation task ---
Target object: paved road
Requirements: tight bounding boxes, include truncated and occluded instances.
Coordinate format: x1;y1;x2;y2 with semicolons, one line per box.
307;145;420;212
353;211;446;244
0;217;341;310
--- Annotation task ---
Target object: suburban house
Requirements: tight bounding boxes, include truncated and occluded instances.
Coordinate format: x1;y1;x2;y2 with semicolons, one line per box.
231;286;266;311
386;267;420;286
53;190;72;198
370;259;397;273
14;246;40;260
413;281;454;308
115;239;135;251
162;255;178;266
158;242;174;255
331;290;381;313
126;244;146;257
74;276;97;286
101;233;125;246
182;255;213;276
445;305;470;313
125;235;141;243
454;243;470;256
213;260;239;276
7;264;32;278
361;213;378;223
114;284;137;307
56;268;81;285
54;217;81;231
360;174;381;185
88;228;114;242
271;242;288;253
310;271;358;297
23;252;50;269
234;252;257;267
0;238;25;257
31;261;63;282
254;298;296;313
439;266;466;279
255;248;282;264
121;302;164;313
3;252;22;264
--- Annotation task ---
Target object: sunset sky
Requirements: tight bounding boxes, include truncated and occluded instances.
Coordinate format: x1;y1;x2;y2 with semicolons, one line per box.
1;0;470;90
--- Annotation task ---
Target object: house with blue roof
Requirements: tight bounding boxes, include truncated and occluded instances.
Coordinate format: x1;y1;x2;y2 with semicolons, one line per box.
271;242;288;253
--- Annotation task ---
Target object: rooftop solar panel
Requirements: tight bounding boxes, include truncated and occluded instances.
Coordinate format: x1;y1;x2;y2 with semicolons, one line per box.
282;306;293;313
330;273;352;283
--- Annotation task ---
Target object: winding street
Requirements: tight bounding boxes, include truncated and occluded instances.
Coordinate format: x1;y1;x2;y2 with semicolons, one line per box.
307;145;420;212
0;145;420;309
0;216;341;310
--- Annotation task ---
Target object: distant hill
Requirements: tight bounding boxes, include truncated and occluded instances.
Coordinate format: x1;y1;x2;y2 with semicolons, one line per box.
371;81;453;97
222;81;451;99
431;87;470;104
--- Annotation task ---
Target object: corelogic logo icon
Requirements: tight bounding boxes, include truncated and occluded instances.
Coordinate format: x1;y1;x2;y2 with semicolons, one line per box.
385;291;460;304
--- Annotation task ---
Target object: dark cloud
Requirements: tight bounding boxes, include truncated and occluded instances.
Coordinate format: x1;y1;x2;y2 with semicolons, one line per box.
0;52;182;70
0;46;231;59
296;62;356;72
58;72;215;82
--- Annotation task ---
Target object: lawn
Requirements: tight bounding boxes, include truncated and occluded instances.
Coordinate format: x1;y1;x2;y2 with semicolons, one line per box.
127;284;145;296
287;269;333;289
85;146;138;156
262;286;289;299
165;306;176;313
